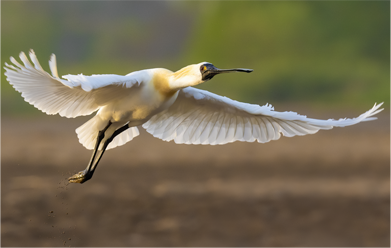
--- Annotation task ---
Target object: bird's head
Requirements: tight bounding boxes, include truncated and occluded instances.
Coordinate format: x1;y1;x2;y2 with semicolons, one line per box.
199;62;253;82
170;62;253;90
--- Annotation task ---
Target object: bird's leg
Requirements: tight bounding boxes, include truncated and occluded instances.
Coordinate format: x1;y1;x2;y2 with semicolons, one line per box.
88;124;130;176
68;123;130;184
68;121;112;184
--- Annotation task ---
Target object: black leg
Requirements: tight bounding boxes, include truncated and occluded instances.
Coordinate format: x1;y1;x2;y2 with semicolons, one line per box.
68;123;130;184
85;121;113;173
88;123;130;177
68;121;112;184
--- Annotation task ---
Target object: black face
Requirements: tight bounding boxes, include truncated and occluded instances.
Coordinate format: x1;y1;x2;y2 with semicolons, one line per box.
200;63;218;81
200;63;253;81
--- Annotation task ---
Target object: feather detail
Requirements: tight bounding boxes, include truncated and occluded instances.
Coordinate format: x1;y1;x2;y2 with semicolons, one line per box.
143;87;383;145
4;50;145;118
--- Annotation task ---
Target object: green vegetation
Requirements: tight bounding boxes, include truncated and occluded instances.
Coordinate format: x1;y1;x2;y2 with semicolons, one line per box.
183;1;389;108
2;1;389;116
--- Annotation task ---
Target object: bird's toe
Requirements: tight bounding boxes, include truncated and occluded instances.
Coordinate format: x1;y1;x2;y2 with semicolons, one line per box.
68;170;90;184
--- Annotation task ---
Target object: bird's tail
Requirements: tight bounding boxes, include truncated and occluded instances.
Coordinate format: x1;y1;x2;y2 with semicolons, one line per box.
76;115;139;150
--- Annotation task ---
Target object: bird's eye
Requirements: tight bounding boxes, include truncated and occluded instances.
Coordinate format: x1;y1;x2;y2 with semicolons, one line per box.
200;65;207;72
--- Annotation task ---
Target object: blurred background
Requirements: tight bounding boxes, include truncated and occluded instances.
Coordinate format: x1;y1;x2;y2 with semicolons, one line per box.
2;1;389;247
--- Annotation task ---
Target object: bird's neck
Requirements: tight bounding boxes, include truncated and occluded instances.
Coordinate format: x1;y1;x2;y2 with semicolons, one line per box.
168;65;202;91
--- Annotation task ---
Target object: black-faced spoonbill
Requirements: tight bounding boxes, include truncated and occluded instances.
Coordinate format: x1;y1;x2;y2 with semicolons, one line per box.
4;50;383;183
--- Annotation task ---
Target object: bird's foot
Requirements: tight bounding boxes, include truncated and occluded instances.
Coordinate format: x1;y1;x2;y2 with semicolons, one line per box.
68;170;92;184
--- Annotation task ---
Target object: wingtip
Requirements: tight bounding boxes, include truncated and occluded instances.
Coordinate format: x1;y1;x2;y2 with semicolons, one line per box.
19;51;26;58
3;62;14;71
49;53;59;78
362;102;384;120
373;102;384;112
9;56;22;68
361;117;377;122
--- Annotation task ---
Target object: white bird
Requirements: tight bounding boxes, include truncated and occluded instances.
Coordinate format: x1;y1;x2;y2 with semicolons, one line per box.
4;50;383;184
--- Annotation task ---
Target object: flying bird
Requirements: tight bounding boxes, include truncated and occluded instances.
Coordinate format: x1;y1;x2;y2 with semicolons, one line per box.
4;50;383;184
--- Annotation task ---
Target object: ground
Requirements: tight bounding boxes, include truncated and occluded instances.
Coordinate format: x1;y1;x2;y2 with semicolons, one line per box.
1;110;390;247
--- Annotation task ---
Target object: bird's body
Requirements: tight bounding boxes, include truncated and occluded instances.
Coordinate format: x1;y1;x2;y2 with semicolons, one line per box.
4;50;383;183
84;68;180;148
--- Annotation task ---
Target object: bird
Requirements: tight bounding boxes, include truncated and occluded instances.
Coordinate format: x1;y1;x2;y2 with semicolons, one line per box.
4;50;383;184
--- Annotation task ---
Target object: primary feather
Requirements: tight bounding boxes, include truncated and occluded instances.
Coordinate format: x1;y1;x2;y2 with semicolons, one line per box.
4;50;143;118
143;87;383;145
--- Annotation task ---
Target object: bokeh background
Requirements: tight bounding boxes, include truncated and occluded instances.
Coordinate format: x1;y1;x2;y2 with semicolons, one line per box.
2;1;390;247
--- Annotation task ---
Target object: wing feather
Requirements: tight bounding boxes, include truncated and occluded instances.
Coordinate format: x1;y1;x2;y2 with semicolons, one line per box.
209;112;225;145
189;112;209;144
199;113;215;144
249;117;260;142
143;87;383;145
199;112;219;144
225;116;237;144
182;109;203;143
189;110;207;142
215;113;230;144
234;116;244;142
193;112;215;145
164;109;198;140
243;117;255;142
4;50;145;118
259;118;270;142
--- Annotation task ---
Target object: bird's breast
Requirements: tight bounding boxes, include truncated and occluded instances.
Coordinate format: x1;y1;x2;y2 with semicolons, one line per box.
151;69;177;99
102;83;178;124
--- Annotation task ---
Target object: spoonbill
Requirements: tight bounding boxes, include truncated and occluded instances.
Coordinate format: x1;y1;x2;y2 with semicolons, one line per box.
4;50;383;184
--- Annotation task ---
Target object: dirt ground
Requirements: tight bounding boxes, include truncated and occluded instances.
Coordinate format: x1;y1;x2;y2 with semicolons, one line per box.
1;110;390;247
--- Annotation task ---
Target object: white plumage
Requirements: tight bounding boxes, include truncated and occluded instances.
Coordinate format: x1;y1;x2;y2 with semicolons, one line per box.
4;50;384;183
143;87;384;145
5;52;145;118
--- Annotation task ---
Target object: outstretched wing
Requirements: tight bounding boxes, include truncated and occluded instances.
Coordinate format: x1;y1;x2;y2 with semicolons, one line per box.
4;50;149;118
143;87;383;145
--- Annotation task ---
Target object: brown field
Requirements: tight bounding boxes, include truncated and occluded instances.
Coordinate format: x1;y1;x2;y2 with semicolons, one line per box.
1;111;390;247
